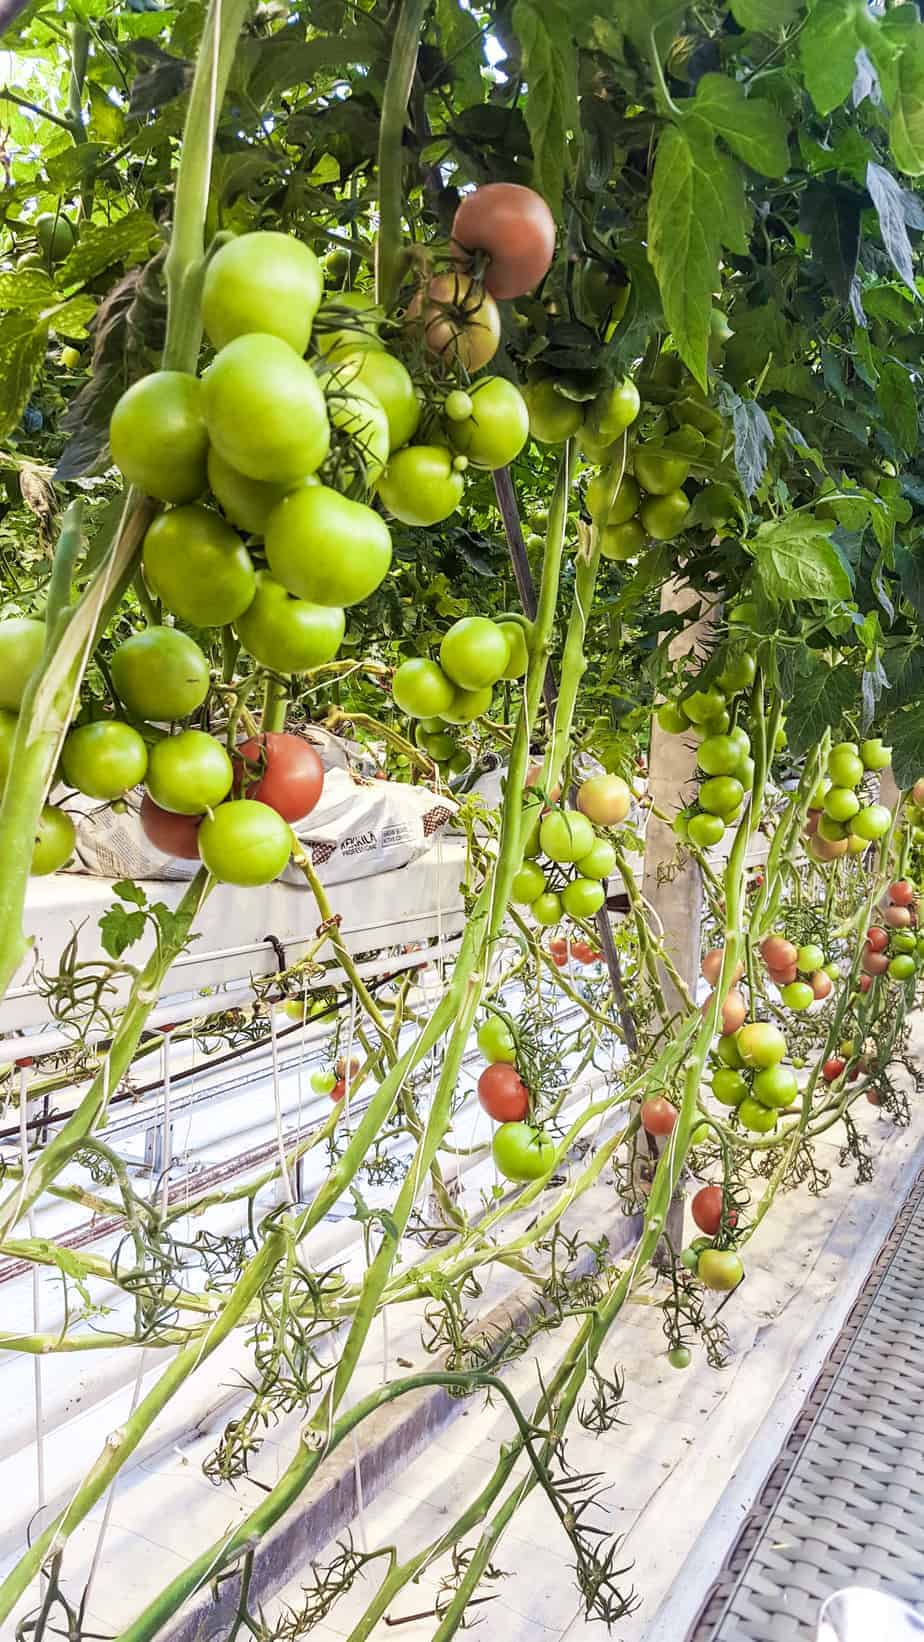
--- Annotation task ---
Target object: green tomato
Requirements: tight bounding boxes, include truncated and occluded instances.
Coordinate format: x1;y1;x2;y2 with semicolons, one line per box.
448;376;529;469
393;657;455;719
657;701;690;734
206;448;298;537
35;212;75;261
824;786;860;823
203;334;330;484
313;290;383;357
699;775;744;817
712;1068;748;1106
860;737;892;771
524;379;583;443
440;617;510;690
715;1033;744;1069
446;748;470;776
668;1345;692;1370
323;374;390;487
235;570;344;673
575;837;616;879
201;231;323;354
633;446;691;494
851;803;891;841
110;372;209;504
32;804;76;875
698;734;746;777
111;627;210;722
737;1021;786;1068
498;620;529;679
561;876;606;919
698;1249;744;1291
728;599;758;626
197;799;293;886
889;953;917;980
601;520;647;560
827;746;864;788
377;445;465;526
752;1064;798;1109
687;812;725;849
817;812;847;842
680;1247;701;1273
511;860;547;904
0;618;44;711
531;890;562;926
420;729;457;761
587;378;640;441
690;1121;711;1146
640;489;690;540
717;648;757;695
539;809;595;864
142;505;256;627
823;961;840;979
310;1068;338;1094
796;943;825;974
440;684;493;724
146;730;234;815
892;930;917;954
586;473;640;525
444;389;473;422
336;349;421;450
781;980;815;1011
738;1097;778;1133
477;1017;517;1063
266;485;392;606
492;1121;556;1183
682;687;727;726
62;721;148;801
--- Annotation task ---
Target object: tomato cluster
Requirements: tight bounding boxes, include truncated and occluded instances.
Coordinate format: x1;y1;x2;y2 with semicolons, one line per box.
758;934;837;1011
393;614;527;733
859;881;923;989
511;776;630;931
474;1015;555;1183
708;1018;795;1135
804;739;893;863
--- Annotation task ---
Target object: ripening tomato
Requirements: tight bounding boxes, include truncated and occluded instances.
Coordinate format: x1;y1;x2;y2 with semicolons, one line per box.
235;572;344;673
407;272;501;371
737;1021;786;1068
440;617;509;690
576;773;631;826
539;809;595;863
889;880;916;906
478;1063;529;1122
198;799;293;886
524;379;583;443
884;904;913;929
201;231;323;354
451;183;556;299
702;947;743;986
32;804;76;875
640;1096;677;1136
377;445;465;526
691;1185;734;1237
110;372;210;503
335;348;421;450
448;377;529;469
811;969;833;1000
140;792;202;858
146;730;233;815
203;334;330;484
761;934;798;970
717;987;747;1035
61;721;148;800
477;1016;517;1063
0;618;44;712
111;626;210;722
492;1121;555;1182
698;1249;744;1292
266;486;392;607
233;733;324;822
142;505;256;627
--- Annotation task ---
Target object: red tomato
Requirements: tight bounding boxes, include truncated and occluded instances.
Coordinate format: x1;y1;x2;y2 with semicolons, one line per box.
450;183;556;299
549;935;568;957
811;969;832;1000
767;963;798;986
884;904;912;929
866;926;889;952
330;1078;346;1101
760;935;798;970
889;880;916;906
234;732;324;822
858;974;872;993
691;1184;736;1237
641;1096;677;1136
862;949;890;975
140;791;202;859
477;1063;529;1122
822;1056;846;1082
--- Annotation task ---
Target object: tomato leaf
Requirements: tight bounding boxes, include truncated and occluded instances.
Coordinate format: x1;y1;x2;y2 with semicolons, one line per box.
890;27;924;175
0;312;52;441
730;0;800;28
785;660;858;757
800;0;864;117
57;210;159;285
689;74;790;177
877;359;919;452
751;515;853;604
798;182;863;309
884;637;924;709
512;0;578;216
99;904;147;959
865;162;920;296
887;701;924;789
730;395;775;497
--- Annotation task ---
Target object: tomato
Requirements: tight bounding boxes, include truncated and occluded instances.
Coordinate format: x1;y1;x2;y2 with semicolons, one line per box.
884;904;913;928
811;970;833;1000
858;973;872;993
698;1249;744;1291
539;809;595;863
913;779;924;807
201;231;322;356
59;345;81;369
715;1032;744;1069
478;1063;529;1122
330;1079;347;1102
418;728;457;760
781;980;814;1011
737;1021;786;1068
827;746;864;787
111;627;210;722
892;930;917;954
498;620;529;679
688;813;725;849
822;1056;846;1082
549;935;568;957
862;948;889;976
146;730;233;815
716;987;747;1035
510;860;547;904
36;212;75;260
310;1068;337;1094
477;1017;517;1063
266;485;391;606
524;380;583;443
140;792;202;858
767;962;798;986
889;880;916;906
811;833;848;861
657;701;689;734
322;372;390;487
866;1087;884;1106
335;1055;361;1081
440;617;510;690
753;1064;797;1108
448;377;529;469
633;447;691;494
407;272;501;371
691;1185;733;1236
233;733;324;822
562;877;606;919
576;837;616;879
640;1096;677;1136
690;1122;711;1145
796;943;825;974
62;721;148;800
492;1121;556;1182
142;505;256;627
532;890;562;926
717;649;757;694
699;776;744;818
32;804;75;875
851;803;891;841
861;737;891;770
702;947;744;986
440;684;493;724
377;445;465;526
739;1096;777;1133
0;617;44;712
198;799;292;886
335;348;421;450
203;334;330;483
235;571;344;674
698;735;746;778
682;687;726;726
600;520;645;561
823;961;840;979
817;813;847;843
761;934;797;970
712;1067;747;1106
207;448;298;537
889;954;917;980
577;773;630;825
866;926;889;952
668;1346;692;1370
587;379;640;442
110;371;209;503
451;184;555;298
314;291;383;357
824;786;860;823
393;657;455;718
640;490;690;540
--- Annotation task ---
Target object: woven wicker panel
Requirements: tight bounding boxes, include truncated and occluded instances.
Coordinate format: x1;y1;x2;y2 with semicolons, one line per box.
688;1175;924;1639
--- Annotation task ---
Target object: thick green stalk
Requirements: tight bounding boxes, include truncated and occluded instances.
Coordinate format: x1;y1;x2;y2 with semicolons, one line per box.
374;0;427;310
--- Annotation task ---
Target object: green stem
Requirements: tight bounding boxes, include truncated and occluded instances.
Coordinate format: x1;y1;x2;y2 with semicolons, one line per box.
261;675;288;733
374;0;427;310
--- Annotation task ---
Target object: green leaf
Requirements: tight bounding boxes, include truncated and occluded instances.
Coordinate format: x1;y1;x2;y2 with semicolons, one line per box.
888;701;924;788
785;660;858;757
512;0;578;215
884;637;924;709
801;0;864;116
751;515;853;603
895;540;924;621
877;359;919;451
689;75;790;177
730;0;801;28
98;904;147;959
647;124;747;388
0;312;51;441
798;183;862;308
8;1239;93;1306
57;210;159;286
865;162;920;295
0;270;55;314
114;878;147;906
890;29;924;175
731;396;775;496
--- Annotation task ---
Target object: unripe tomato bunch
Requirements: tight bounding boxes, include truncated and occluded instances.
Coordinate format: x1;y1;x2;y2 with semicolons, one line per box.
392;614;528;736
804;739;893;863
585;431;701;560
474;1014;556;1184
707;1017;797;1135
758;934;838;1011
512;775;631;930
